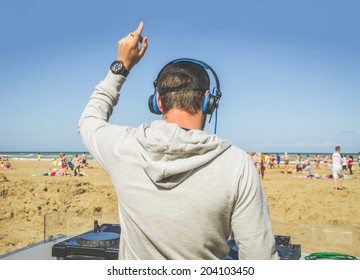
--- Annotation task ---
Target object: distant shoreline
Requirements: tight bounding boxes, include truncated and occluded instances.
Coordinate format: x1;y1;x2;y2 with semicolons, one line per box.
1;151;359;162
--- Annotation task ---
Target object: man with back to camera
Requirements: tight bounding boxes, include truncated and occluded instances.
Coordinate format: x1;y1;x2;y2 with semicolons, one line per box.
78;22;278;260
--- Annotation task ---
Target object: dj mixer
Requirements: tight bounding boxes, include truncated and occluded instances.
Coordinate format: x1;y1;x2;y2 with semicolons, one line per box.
52;222;301;260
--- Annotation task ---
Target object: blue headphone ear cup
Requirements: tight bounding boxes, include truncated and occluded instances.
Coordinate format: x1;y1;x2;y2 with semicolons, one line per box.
206;95;216;114
148;93;162;115
202;91;211;114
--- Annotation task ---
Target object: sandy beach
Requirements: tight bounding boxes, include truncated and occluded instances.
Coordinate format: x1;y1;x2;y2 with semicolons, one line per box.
1;159;359;257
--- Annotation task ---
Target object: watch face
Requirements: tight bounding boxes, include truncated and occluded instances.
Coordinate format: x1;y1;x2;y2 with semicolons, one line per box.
110;60;129;76
111;61;123;73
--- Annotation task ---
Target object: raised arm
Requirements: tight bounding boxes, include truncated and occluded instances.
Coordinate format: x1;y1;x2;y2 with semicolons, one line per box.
77;22;148;167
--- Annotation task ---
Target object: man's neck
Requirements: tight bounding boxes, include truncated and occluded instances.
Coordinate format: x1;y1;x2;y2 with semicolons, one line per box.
162;109;204;130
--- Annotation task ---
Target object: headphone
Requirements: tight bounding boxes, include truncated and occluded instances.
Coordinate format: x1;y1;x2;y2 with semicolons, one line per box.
148;58;222;118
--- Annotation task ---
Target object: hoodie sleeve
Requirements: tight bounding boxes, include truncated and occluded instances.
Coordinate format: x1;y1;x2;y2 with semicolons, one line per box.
231;154;279;260
77;70;126;169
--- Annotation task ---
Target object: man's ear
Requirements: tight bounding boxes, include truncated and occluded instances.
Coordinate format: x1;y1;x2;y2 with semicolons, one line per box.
156;92;163;113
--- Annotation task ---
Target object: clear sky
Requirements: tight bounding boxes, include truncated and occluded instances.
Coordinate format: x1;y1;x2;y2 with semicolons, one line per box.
1;0;359;154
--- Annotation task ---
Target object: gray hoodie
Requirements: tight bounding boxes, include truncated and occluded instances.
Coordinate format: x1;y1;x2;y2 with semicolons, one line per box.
78;70;277;260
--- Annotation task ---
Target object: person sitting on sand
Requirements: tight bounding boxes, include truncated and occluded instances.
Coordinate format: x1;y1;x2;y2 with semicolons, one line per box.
0;156;9;161
281;167;295;174
304;163;313;178
296;163;302;173
74;165;88;177
0;161;13;170
44;168;59;176
67;160;74;170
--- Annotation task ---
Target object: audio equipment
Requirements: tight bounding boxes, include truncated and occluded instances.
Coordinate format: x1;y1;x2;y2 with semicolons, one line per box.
148;58;222;133
52;223;120;260
226;235;301;260
52;222;301;260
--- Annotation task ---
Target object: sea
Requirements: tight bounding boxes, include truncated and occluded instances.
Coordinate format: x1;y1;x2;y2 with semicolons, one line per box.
0;151;358;164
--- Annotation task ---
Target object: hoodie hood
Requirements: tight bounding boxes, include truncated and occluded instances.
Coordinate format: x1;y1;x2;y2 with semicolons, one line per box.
135;120;231;189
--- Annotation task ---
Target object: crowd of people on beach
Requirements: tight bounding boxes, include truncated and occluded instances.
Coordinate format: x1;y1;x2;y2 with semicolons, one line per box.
250;152;282;180
44;152;89;177
278;152;359;181
3;151;359;181
249;152;360;180
1;153;92;177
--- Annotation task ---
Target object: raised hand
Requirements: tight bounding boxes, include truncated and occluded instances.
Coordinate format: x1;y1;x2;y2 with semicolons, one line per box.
117;21;148;71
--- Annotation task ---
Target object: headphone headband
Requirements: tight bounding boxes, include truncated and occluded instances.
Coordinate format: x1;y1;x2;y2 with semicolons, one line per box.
154;58;221;93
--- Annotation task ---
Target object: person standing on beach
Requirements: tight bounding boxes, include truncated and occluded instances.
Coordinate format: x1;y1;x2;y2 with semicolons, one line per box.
254;152;262;176
263;153;269;168
331;146;344;190
81;152;87;168
269;154;275;169
314;154;321;169
283;153;289;168
347;156;353;175
72;153;81;176
303;155;310;169
323;155;329;169
260;154;266;180
276;153;280;168
295;154;302;173
342;155;348;172
78;22;277;260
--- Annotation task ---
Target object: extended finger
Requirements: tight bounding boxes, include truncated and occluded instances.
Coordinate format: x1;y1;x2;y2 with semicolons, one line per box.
134;21;144;35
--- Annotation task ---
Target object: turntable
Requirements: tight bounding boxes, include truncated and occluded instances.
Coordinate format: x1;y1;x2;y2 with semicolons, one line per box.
52;222;120;260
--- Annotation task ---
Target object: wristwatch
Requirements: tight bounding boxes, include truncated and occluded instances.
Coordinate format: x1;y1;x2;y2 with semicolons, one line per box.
110;60;129;77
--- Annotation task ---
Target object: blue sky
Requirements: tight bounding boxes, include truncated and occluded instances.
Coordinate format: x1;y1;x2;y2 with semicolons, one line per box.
1;0;359;153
